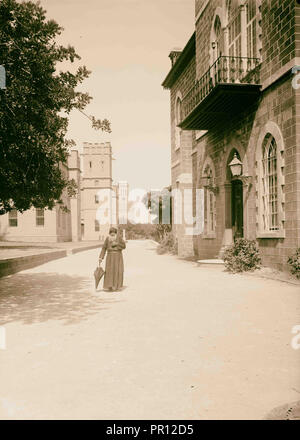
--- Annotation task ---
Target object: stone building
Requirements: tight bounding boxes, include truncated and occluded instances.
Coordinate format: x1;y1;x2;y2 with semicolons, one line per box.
80;142;113;241
163;0;300;270
0;150;81;242
118;181;129;225
68;150;82;242
0;143;126;243
112;183;119;228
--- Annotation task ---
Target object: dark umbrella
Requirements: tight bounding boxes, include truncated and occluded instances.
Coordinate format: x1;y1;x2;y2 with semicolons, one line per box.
94;266;105;289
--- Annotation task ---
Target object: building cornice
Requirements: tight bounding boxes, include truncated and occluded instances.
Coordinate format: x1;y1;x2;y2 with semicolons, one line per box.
82;177;113;180
162;33;196;89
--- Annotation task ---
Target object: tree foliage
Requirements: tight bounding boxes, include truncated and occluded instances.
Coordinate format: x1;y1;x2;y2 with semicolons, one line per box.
142;186;172;226
0;0;111;214
287;248;300;279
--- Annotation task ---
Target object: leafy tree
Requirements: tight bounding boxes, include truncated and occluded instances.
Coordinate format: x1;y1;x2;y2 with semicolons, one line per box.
0;0;111;214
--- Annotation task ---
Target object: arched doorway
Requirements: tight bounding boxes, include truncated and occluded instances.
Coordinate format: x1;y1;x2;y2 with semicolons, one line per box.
231;179;243;239
226;149;244;241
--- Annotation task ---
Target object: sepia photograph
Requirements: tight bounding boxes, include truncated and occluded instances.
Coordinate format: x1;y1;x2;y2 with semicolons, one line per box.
0;0;300;424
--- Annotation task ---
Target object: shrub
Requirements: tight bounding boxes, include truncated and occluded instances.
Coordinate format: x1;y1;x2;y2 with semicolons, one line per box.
157;231;178;255
155;224;172;242
287;248;300;279
223;238;261;273
118;223;158;240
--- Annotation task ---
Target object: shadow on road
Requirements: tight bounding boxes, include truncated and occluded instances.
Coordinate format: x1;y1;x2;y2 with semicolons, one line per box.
0;272;122;326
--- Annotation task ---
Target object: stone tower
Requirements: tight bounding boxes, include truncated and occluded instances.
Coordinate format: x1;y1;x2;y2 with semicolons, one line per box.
117;181;129;225
68;150;82;242
81;142;113;241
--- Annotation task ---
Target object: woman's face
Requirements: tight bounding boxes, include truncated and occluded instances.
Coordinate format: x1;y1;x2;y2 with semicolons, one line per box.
109;232;117;240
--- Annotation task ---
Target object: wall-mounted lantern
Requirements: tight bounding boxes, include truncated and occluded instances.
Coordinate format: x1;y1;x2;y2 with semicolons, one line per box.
229;153;252;186
229;153;243;177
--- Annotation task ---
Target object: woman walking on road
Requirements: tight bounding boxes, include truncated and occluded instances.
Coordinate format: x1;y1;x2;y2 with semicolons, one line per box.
99;227;126;291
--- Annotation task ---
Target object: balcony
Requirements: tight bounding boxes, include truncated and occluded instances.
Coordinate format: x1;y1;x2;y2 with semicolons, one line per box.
179;56;261;131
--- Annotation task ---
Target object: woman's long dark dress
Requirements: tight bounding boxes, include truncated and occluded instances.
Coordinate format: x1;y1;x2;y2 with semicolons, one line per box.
99;236;126;290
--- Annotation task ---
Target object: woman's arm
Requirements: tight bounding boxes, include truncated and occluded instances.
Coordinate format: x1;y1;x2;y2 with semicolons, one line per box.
99;237;108;261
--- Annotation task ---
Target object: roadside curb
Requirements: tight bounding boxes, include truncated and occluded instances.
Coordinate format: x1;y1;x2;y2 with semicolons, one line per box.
0;243;102;278
67;243;101;255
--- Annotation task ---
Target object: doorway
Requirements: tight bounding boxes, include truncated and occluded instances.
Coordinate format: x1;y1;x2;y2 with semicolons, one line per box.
231;179;243;239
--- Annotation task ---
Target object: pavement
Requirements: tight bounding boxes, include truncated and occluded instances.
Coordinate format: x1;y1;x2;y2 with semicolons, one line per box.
0;239;299;420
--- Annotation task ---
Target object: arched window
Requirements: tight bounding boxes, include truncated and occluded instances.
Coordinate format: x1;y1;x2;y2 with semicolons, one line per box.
175;95;182;150
202;159;216;236
211;14;224;63
214;16;224;59
256;124;285;237
225;0;260;60
176;97;181;124
262;136;278;231
206;167;216;233
228;0;241;57
246;0;257;58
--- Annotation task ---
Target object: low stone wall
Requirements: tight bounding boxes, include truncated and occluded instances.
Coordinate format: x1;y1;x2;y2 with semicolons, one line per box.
0;250;67;278
0;242;103;278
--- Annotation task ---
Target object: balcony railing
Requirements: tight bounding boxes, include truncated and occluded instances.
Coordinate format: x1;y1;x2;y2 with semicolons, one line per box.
180;56;261;124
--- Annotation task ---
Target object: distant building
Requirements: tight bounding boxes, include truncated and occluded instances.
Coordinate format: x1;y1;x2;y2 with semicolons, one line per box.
0;150;81;242
112;183;119;227
118;181;129;225
68;150;82;242
80;142;113;241
0;143;127;243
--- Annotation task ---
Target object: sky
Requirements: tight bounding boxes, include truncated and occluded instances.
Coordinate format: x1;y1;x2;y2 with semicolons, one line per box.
39;0;195;192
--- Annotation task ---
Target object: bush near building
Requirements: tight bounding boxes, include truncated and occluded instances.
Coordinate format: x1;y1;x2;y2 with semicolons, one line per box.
157;232;178;255
287;249;300;279
223;238;261;273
